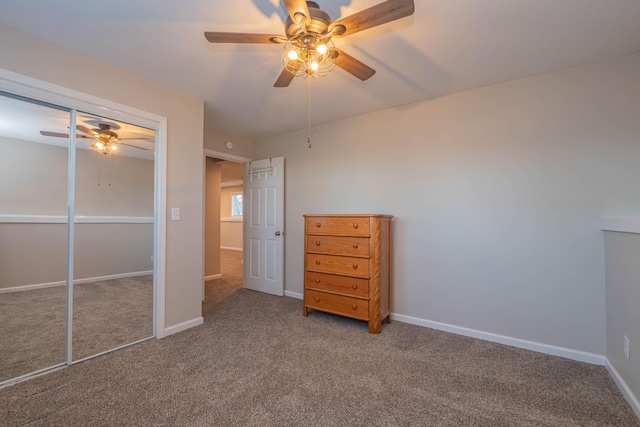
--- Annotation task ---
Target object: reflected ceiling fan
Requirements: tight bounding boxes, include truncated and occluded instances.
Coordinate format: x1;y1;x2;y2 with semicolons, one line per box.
40;123;152;154
204;0;415;87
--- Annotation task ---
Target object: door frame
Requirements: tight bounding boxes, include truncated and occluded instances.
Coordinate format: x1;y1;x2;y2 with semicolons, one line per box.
203;148;251;298
0;68;168;342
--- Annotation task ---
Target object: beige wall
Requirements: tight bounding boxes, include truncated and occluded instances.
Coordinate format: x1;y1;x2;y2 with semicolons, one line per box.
0;224;66;288
220;185;243;218
220;184;243;250
204;127;253;159
0;136;154;216
253;52;640;356
0;136;154;289
0;23;205;327
205;159;221;278
605;231;640;405
0;137;67;215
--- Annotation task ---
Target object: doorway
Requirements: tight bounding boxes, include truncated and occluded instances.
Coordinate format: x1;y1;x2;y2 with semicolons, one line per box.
203;150;249;303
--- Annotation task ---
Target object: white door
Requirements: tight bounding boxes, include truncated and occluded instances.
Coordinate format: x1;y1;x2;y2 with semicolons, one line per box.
243;157;284;296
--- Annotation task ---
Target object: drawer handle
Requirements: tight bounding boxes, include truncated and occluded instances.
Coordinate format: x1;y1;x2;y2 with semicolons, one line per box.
315;278;320;283
352;264;358;269
352;284;358;290
316;223;321;227
351;304;357;310
352;243;358;249
353;223;358;229
314;297;320;303
315;260;321;265
315;241;321;246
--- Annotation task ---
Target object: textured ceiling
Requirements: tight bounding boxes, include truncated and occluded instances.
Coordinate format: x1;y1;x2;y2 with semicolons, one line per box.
1;0;640;140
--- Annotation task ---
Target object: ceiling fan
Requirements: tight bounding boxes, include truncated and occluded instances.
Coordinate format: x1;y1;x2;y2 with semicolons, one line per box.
40;123;152;154
204;0;415;87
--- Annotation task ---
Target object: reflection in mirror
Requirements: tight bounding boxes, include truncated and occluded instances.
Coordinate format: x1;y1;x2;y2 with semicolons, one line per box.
0;92;70;383
72;112;155;361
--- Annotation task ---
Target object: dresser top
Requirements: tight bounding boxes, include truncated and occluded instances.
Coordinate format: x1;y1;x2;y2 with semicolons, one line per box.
304;214;393;218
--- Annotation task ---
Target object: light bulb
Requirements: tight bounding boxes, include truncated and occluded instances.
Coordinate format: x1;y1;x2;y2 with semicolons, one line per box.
287;49;298;60
95;141;104;150
110;144;118;152
316;44;328;55
311;61;319;71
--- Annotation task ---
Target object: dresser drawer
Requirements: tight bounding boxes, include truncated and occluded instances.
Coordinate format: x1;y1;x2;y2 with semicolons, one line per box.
306;254;369;278
306;216;370;236
305;289;369;321
306;235;370;257
305;271;369;298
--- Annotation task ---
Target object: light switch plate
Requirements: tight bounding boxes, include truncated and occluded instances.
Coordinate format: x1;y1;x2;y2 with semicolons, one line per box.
171;207;181;221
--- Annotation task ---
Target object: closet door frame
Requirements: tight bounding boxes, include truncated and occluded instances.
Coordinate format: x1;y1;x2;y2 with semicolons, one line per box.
0;69;168;362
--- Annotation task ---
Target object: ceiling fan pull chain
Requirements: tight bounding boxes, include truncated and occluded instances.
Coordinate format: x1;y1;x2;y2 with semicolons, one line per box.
97;151;102;187
307;74;312;148
108;153;112;187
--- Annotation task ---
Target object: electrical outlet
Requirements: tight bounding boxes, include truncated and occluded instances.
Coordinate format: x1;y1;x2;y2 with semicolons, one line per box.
624;335;630;360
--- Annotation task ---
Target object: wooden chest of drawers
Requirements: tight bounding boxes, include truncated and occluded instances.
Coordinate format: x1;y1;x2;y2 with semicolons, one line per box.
303;214;392;334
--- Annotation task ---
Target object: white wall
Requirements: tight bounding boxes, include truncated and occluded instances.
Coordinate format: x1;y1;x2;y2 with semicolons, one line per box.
253;52;640;356
0;23;205;328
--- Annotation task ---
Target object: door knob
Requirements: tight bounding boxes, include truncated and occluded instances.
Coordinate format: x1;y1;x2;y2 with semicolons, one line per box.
275;231;281;236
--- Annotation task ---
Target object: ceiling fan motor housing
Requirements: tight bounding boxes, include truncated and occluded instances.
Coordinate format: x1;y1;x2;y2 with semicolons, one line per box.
96;124;118;139
285;3;331;38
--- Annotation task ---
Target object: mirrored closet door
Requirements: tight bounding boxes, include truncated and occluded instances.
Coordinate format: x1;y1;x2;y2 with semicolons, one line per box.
0;93;70;383
72;112;155;361
0;91;156;385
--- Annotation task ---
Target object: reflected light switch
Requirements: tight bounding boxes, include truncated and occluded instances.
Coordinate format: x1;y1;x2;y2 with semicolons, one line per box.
171;207;181;221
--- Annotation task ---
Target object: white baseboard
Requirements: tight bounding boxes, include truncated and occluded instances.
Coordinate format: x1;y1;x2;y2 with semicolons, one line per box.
220;246;242;251
160;317;204;338
284;293;606;365
0;270;153;294
204;274;222;281
606;359;640;420
391;313;606;365
285;290;303;299
74;271;152;285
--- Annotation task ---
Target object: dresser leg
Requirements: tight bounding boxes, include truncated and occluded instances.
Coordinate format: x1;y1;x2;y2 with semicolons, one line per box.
368;321;381;334
303;306;308;317
386;315;392;324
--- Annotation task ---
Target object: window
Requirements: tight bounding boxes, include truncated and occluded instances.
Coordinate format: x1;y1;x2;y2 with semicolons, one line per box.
231;193;243;217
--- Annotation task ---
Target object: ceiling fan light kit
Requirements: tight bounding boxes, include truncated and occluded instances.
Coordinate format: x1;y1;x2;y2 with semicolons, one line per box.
204;0;414;148
204;0;415;87
40;123;152;155
91;136;118;154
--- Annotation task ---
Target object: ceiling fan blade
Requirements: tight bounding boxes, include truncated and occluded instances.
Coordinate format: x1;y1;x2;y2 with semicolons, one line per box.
274;69;296;88
76;124;96;136
274;60;302;87
40;131;91;139
40;131;70;138
330;0;415;37
330;48;376;81
118;137;154;141
283;0;311;25
204;32;286;44
120;143;151;151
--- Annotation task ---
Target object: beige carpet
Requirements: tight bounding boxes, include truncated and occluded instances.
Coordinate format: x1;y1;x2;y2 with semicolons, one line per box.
0;275;152;383
0;249;638;426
